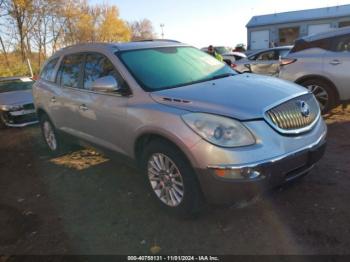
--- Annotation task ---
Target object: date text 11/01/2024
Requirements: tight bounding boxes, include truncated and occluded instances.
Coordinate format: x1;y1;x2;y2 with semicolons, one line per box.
127;255;220;261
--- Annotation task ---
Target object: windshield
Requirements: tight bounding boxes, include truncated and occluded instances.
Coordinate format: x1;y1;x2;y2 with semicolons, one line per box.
117;46;236;91
0;79;34;93
215;46;232;54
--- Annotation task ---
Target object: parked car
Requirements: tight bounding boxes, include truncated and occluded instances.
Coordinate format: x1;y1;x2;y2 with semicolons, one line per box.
279;27;350;113
235;46;292;75
33;41;326;215
201;46;246;63
0;77;38;128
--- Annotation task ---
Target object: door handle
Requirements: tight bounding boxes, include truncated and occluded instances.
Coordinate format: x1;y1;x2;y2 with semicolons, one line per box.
50;97;56;103
330;60;341;65
79;104;88;111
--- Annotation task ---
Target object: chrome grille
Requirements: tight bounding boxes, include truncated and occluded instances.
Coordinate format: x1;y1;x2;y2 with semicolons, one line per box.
266;93;320;133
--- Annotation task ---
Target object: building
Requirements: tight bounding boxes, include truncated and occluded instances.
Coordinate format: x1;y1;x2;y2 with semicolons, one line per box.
246;4;350;50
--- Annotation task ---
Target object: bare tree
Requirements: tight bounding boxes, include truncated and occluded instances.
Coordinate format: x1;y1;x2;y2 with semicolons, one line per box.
2;0;36;61
128;18;157;41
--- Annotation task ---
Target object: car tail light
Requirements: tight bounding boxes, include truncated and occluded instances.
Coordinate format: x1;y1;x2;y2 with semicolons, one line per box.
280;58;297;66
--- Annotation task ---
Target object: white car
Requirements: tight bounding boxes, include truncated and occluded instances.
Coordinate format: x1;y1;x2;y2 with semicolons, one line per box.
280;27;350;113
234;46;292;76
0;77;38;128
201;46;246;63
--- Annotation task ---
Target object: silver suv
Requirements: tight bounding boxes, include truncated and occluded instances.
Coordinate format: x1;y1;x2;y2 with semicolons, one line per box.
279;27;350;113
33;41;327;215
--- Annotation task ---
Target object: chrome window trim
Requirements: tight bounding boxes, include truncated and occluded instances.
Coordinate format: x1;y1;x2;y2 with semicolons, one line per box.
60;85;132;98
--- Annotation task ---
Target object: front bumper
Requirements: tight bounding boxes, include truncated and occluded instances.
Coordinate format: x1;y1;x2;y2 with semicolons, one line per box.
197;134;326;205
0;108;38;127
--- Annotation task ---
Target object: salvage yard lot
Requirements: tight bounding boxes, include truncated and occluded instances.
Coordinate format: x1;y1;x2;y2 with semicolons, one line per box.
0;105;350;255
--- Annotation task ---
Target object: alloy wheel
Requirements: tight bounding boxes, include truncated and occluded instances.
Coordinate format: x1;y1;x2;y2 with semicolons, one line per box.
43;121;57;151
147;153;185;207
306;84;329;112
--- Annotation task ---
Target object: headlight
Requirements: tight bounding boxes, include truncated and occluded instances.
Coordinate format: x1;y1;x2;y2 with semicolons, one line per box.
181;113;255;147
1;104;24;111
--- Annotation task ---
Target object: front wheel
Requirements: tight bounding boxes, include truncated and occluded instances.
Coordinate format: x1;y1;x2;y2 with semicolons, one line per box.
141;140;204;216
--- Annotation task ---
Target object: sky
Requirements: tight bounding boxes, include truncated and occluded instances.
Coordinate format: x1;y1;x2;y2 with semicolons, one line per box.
90;0;350;48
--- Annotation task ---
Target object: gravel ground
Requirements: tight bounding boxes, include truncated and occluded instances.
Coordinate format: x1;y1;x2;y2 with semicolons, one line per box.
0;105;350;255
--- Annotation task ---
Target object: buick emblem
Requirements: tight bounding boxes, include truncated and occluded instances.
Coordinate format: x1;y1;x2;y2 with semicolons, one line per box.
297;100;310;117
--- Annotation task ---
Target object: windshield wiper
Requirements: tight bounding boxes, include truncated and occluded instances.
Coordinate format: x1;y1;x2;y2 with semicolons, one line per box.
209;73;235;80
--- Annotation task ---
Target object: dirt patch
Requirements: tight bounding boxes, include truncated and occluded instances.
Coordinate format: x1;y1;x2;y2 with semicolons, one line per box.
50;149;109;171
0;104;349;254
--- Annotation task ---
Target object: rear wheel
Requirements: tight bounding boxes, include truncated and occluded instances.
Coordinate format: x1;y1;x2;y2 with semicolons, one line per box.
300;79;337;114
40;114;69;156
141;139;204;216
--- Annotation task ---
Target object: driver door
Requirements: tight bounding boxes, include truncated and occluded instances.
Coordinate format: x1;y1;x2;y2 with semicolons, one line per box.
74;52;130;154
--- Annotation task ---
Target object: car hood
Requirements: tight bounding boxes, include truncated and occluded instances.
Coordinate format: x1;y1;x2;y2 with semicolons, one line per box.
150;74;308;120
0;89;33;106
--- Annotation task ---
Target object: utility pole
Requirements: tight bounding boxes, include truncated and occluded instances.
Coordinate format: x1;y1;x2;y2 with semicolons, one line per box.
160;24;165;39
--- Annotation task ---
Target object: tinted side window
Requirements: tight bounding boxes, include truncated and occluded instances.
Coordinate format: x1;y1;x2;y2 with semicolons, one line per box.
41;58;59;82
290;39;309;53
278;49;290;58
248;54;257;60
83;53;119;90
257;51;276;61
58;54;84;88
291;38;331;53
312;38;331;50
331;34;350;52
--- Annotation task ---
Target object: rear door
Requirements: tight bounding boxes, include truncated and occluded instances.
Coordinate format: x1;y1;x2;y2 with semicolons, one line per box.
250;50;279;75
323;34;350;100
35;57;62;126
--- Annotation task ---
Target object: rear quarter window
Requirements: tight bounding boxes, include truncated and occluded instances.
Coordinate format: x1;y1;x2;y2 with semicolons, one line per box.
331;34;350;52
291;38;332;53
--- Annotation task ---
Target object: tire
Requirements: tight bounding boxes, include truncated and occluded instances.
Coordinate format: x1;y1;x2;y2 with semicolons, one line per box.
39;114;70;156
0;112;6;129
141;139;204;216
300;79;337;114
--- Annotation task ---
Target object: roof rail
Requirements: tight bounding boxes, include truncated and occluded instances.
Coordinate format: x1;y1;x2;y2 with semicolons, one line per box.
59;42;112;51
134;39;181;43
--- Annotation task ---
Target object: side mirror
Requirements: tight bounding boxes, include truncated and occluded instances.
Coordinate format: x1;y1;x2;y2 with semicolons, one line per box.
91;76;120;93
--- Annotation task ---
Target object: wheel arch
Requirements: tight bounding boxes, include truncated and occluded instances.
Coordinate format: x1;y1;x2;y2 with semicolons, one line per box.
133;132;198;170
36;107;47;120
295;74;340;102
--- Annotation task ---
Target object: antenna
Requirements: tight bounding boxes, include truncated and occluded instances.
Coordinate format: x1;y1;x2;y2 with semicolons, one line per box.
160;24;165;39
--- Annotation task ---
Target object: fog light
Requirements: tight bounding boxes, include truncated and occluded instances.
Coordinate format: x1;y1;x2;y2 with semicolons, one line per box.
213;167;264;180
214;169;244;179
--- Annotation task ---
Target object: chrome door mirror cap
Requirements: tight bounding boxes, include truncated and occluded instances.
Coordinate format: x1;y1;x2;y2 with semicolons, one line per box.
91;76;120;93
